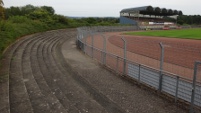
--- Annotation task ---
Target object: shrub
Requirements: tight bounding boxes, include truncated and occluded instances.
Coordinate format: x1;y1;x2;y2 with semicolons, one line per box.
8;16;30;23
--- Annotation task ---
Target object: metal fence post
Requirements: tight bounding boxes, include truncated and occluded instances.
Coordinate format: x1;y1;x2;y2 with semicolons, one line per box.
190;61;201;113
84;32;87;54
91;33;94;58
76;34;79;47
121;37;127;75
101;34;107;65
116;56;119;74
159;42;164;91
104;35;106;65
80;32;84;51
175;76;179;103
138;64;141;83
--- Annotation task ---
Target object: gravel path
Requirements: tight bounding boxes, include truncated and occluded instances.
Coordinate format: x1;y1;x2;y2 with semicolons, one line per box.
0;29;187;113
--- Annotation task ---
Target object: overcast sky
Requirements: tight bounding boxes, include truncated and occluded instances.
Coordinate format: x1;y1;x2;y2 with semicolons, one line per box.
4;0;201;17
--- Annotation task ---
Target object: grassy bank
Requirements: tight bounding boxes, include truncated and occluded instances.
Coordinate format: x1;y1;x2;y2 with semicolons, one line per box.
0;16;69;58
124;28;201;40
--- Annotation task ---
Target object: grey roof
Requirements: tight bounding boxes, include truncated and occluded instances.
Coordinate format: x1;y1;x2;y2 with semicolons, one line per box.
120;6;182;16
120;6;150;13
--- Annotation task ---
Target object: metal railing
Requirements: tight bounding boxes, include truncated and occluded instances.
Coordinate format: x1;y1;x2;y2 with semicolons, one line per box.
76;26;201;113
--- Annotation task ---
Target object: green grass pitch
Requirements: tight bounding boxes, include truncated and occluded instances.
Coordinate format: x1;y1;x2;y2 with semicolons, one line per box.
124;28;201;40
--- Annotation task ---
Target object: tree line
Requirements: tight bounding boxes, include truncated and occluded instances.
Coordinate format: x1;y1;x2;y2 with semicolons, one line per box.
1;4;119;27
0;4;119;59
177;15;201;25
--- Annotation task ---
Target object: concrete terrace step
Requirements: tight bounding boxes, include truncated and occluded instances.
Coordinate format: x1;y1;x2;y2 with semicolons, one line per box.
9;34;53;113
28;32;69;113
35;33;68;113
7;31;71;113
21;36;53;113
0;34;35;113
9;35;39;113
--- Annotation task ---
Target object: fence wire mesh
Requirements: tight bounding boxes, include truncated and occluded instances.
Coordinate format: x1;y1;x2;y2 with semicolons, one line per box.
76;26;201;112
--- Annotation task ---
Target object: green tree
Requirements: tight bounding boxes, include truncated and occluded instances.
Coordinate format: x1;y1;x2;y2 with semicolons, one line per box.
27;8;55;25
5;6;21;18
0;0;5;20
27;8;50;19
41;6;55;15
53;14;69;25
85;17;97;24
21;4;38;16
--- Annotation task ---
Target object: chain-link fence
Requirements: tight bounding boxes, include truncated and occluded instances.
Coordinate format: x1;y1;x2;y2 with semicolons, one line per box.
76;26;201;112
